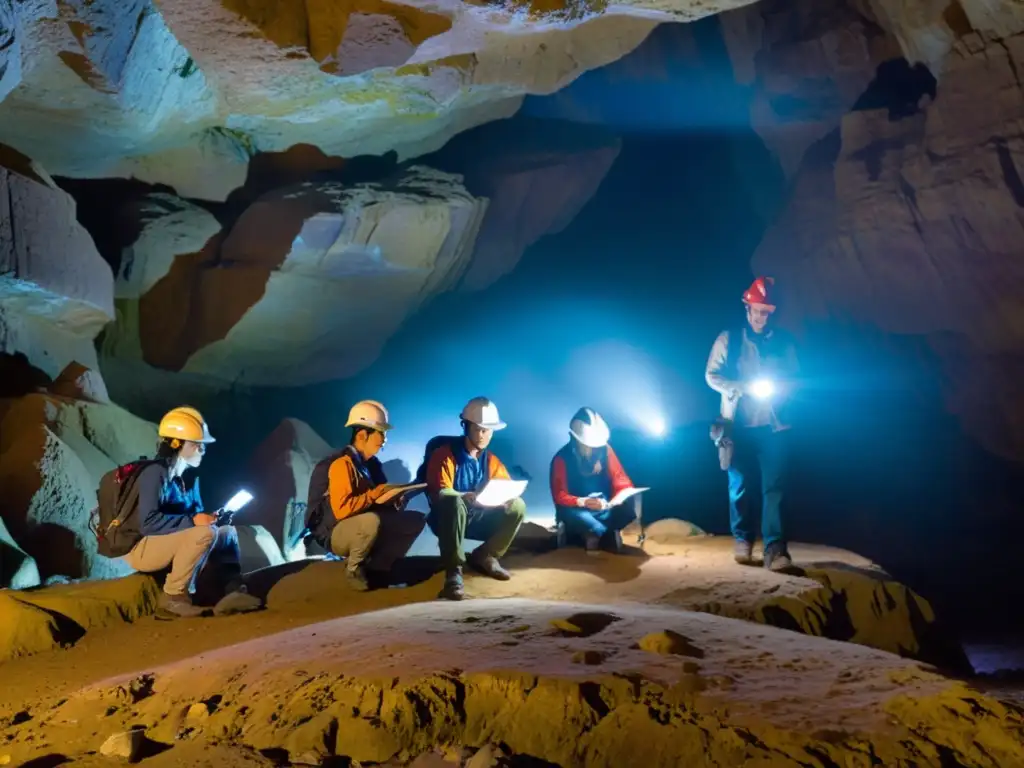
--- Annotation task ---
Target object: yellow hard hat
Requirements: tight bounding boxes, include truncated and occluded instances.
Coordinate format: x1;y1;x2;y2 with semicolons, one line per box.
158;406;216;444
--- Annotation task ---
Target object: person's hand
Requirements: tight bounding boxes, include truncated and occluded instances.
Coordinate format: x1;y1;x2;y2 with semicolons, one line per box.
462;492;478;507
583;497;605;512
193;512;218;526
369;485;391;501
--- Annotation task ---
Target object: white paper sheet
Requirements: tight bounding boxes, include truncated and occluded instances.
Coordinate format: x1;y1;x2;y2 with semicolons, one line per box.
474;478;528;507
606;486;649;508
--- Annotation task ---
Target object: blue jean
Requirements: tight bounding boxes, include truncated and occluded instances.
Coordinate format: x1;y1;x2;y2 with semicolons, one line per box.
727;427;788;547
557;496;639;540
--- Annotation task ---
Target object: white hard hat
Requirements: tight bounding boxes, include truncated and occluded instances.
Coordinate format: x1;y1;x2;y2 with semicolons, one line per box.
460;397;506;430
345;400;392;432
569;407;610;448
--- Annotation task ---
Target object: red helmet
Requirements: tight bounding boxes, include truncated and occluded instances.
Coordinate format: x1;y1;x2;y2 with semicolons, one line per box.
742;276;776;307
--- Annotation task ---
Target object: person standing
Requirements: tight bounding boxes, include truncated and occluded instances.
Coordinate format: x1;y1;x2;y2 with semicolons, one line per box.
705;277;799;572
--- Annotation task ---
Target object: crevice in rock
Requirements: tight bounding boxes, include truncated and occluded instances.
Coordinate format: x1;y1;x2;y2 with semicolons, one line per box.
852;58;937;121
991;137;1024;208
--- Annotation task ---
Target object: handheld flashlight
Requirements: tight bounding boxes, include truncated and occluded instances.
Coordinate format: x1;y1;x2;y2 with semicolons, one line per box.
750;378;776;400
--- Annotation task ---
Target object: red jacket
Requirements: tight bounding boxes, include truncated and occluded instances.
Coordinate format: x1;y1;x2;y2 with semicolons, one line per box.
550;443;632;508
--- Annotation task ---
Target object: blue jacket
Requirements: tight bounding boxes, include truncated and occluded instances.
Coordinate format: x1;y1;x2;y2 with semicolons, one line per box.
135;462;205;536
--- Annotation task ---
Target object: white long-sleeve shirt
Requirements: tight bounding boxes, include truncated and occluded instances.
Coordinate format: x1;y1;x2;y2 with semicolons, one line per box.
705;326;799;431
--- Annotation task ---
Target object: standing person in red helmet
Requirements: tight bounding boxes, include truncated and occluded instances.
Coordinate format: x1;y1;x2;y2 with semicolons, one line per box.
705;277;800;572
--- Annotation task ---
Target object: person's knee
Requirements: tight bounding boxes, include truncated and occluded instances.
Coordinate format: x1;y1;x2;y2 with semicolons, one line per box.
190;525;217;548
505;497;526;521
434;494;468;522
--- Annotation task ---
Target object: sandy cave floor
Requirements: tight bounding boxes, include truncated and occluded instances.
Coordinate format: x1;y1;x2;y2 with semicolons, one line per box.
2;534;1024;766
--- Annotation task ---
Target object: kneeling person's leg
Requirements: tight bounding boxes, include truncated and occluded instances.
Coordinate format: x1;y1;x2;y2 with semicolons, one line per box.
331;512;382;573
469;497;526;560
368;509;427;574
430;495;469;572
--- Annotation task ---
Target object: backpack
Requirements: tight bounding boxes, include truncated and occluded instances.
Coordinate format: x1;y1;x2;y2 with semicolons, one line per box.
304;447;357;546
414;435;461;484
91;458;162;558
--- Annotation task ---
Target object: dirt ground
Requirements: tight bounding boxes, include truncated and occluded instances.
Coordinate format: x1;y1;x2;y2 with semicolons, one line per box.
1;528;1018;766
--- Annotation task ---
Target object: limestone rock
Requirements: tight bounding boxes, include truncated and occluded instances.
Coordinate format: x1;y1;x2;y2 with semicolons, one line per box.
0;145;114;378
246;419;334;559
102;167;489;390
0;0;19;105
48;362;111;404
0;0;786;200
719;0;902;177
0;517;40;590
0;393;157;583
751;26;1024;460
99;728;146;762
115;194;223;301
431;118;621;291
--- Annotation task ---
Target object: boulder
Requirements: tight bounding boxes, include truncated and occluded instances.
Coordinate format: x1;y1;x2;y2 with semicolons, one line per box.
751;27;1024;460
102;167;489;391
0;145;114;378
0;391;157;583
246;419;334;560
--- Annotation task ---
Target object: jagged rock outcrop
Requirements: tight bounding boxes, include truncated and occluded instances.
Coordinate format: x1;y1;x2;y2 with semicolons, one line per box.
0;145;113;379
430;118;622;290
719;0;902;176
100;166;487;396
752;23;1024;460
0;517;39;590
0;383;156;582
247;418;334;560
0;0;774;200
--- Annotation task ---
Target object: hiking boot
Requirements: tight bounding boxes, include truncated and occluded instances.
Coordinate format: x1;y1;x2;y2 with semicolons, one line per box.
439;568;465;601
734;539;755;565
158;592;206;618
764;544;794;573
346;565;370;592
469;550;511;581
584;533;601;555
213;586;262;616
601;529;624;555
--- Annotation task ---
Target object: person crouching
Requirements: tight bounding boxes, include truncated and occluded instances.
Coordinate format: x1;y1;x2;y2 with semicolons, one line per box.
306;400;426;591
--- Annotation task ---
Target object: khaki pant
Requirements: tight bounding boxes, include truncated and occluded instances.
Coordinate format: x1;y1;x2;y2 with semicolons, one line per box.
329;509;425;574
123;525;221;596
428;495;526;571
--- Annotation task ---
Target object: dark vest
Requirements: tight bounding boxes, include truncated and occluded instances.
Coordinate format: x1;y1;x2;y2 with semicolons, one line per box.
552;442;612;508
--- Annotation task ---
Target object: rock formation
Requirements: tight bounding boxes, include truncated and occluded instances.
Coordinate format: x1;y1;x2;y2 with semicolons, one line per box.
246;418;335;561
0;383;156;581
0;0;774;201
750;9;1024;459
0;145;113;379
99;166;487;405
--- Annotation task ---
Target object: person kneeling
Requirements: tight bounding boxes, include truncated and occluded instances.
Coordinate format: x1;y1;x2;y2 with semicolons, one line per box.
420;397;526;601
121;407;262;618
550;407;639;554
306;400;426;591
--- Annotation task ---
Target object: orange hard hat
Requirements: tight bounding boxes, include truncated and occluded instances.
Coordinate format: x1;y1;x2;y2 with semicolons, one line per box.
742;276;776;307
